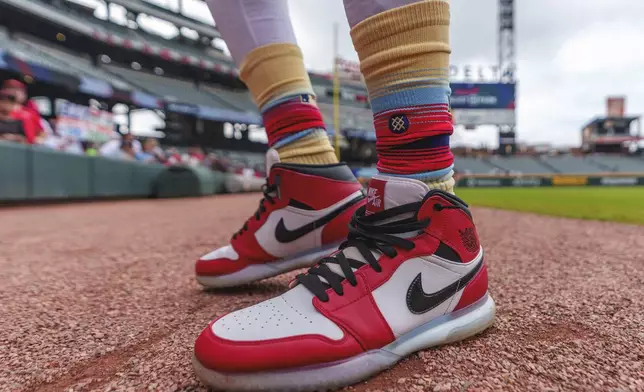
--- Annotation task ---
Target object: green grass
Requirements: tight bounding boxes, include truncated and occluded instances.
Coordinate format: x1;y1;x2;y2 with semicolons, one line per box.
456;187;644;225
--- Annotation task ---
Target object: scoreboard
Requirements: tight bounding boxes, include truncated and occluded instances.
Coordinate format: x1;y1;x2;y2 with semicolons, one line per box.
581;116;641;153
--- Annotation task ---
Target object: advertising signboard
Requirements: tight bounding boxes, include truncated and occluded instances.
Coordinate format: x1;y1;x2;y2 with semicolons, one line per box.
56;101;116;143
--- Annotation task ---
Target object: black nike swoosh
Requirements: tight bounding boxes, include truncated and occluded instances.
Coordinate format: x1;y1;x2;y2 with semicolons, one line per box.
274;194;364;243
406;256;484;315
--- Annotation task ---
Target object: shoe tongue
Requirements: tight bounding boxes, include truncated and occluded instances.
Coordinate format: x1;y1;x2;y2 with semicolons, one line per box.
265;148;280;172
314;175;429;286
365;174;430;216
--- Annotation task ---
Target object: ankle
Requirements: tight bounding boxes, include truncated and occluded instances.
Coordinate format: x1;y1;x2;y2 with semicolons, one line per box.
275;129;338;165
378;167;456;194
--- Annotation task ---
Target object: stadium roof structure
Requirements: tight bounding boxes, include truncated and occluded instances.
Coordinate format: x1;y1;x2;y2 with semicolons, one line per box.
0;0;237;76
582;116;641;130
106;0;221;39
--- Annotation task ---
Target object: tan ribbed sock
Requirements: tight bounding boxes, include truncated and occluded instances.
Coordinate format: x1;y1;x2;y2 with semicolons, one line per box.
350;0;450;103
240;43;315;109
240;43;338;165
425;170;455;194
275;130;338;165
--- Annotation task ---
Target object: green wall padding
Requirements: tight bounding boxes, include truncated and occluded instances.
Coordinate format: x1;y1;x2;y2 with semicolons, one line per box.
130;162;166;197
0;141;30;200
156;166;222;198
30;146;91;199
0;142;226;202
92;157;138;197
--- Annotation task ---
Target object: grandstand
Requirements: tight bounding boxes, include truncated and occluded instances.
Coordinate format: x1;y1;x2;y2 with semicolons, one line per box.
454;157;503;175
487;156;553;174
453;155;644;176
201;85;256;113
13;34;134;92
1;0;644;176
590;155;644;173
541;155;606;174
318;102;373;131
104;64;234;109
0;0;234;70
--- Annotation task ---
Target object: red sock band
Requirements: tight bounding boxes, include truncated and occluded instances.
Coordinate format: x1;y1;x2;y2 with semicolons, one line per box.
262;96;326;147
374;104;454;175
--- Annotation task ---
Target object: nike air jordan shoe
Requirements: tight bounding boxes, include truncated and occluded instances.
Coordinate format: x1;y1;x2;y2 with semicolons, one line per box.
195;149;365;288
193;175;496;391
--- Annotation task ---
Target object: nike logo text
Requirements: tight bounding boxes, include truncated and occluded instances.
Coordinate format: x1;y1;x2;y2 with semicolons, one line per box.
274;195;364;243
406;256;483;314
367;187;382;208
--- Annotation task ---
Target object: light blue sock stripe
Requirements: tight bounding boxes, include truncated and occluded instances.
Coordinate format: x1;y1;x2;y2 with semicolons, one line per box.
371;86;451;113
272;128;322;149
261;91;314;113
369;79;449;98
378;164;454;181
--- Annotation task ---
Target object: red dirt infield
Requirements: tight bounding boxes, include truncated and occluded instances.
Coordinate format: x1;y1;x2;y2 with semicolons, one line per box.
1;194;642;392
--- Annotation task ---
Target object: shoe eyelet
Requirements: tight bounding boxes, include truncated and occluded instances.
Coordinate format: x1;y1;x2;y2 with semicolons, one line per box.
433;203;443;211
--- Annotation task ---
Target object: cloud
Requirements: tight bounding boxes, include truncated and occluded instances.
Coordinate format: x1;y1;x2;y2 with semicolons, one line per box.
286;0;644;147
74;0;644;147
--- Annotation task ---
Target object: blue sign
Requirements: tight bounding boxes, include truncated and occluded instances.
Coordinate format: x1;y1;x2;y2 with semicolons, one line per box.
0;50;7;70
450;83;515;110
343;128;377;141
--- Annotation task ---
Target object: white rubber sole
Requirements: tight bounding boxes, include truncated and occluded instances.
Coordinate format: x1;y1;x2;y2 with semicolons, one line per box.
193;293;496;391
196;243;341;289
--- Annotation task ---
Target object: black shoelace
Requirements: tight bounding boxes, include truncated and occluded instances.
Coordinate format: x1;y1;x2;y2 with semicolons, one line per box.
232;181;278;240
296;202;431;302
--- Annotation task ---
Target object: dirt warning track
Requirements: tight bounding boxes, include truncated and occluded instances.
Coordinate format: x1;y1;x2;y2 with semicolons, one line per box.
1;195;642;392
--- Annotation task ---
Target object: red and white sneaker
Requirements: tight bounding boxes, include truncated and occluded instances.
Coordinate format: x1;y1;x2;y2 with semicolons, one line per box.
193;175;496;391
195;150;365;288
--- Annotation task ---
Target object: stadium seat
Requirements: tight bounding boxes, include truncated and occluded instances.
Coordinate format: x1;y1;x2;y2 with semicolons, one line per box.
454;156;503;175
541;155;606;174
487;156;554;174
589;155;644;173
104;65;238;110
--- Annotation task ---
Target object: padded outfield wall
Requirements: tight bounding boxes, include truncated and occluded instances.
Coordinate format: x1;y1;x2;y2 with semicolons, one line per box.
0;142;226;202
353;167;644;188
455;174;644;188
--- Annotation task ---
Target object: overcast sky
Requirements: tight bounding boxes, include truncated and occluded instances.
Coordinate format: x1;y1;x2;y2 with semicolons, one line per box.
86;0;644;147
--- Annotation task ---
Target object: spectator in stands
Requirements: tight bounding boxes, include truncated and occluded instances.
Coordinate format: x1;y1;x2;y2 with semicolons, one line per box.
165;147;182;166
118;140;136;160
85;141;99;157
0;80;43;144
35;118;82;154
0;90;26;143
207;152;229;172
136;138;165;163
25;101;45;143
184;146;205;167
0;82;38;144
253;163;266;178
57;136;85;155
101;133;142;158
